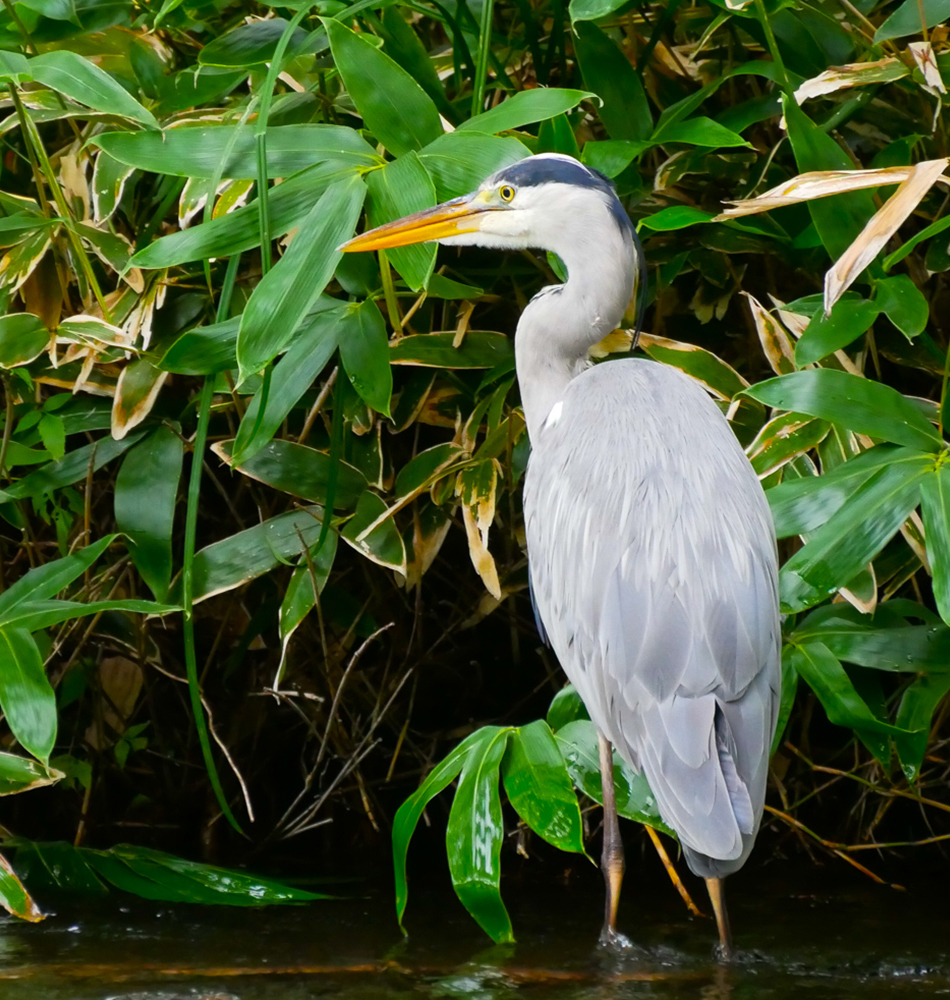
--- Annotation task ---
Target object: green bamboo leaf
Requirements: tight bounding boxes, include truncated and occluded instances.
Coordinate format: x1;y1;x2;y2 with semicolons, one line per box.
323;17;442;156
921;464;950;625
0;851;43;922
130;160;360;269
875;274;929;340
772;646;799;754
19;0;77;20
0;534;114;622
366;151;436;291
639;206;715;231
217;439;367;510
114;427;183;601
29;51;159;129
639;336;747;400
573;23;652;142
652;117;752;149
392;727;493;932
0;752;63;795
446;726;513;943
554;720;672;834
390;331;513;369
0;313;48;369
789;641;916;741
502;720;585;855
236;175;365;382
766;445;914;538
783;98;877;260
15;841;105;895
168;507;325;605
744;370;942;452
884;214;950;271
779;457;932;612
394;442;466;499
379;6;454;120
874;0;950;42
92;124;379;179
460;88;595;133
895;673;950;781
278;532;337;659
569;0;627;22
546;684;589;732
419;132;529;200
0;433;146;504
0;599;177;632
233;305;346;462
0;626;55;764
794;299;880;366
748;415;830;478
199;17;311;67
338;299;392;417
0;51;31;84
341;491;406;574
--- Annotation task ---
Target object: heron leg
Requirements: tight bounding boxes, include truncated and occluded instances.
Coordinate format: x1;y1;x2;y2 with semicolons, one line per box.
598;733;625;945
705;876;734;961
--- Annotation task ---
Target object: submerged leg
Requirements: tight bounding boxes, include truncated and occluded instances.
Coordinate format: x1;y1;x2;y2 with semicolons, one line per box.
705;876;734;961
598;733;625;945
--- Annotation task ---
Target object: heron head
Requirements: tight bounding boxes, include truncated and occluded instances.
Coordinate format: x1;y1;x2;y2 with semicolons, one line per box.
339;153;633;257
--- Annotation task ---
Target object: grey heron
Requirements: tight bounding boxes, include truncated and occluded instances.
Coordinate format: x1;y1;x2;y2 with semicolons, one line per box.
341;153;781;958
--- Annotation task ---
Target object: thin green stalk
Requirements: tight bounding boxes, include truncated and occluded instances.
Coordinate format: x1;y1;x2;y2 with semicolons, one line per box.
312;372;346;559
471;0;496;116
12;88;112;321
182;253;244;835
378;249;403;334
753;0;791;96
254;7;308;276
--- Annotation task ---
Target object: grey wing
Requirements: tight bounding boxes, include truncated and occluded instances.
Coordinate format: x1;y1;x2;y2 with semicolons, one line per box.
525;360;780;873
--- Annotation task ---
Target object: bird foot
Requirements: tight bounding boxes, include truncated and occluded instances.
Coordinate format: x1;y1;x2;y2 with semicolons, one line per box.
712;940;736;964
597;925;634;953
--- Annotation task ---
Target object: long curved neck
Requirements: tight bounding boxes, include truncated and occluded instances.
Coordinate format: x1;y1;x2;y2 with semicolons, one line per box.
515;218;636;441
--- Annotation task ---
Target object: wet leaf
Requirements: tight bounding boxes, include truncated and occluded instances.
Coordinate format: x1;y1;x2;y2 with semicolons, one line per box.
554;720;672;834
168;507;326;604
502;720;585;855
237;175;365;382
115;426;183;602
324;17;442;157
0;626;55;764
446;726;513;943
29;51;158;129
0;313;48;369
895;673;950;781
744;370;942;453
392;727;493;932
546;684;589;732
216;438;366;510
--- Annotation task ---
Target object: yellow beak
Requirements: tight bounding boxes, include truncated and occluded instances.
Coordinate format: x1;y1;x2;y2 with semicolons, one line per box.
339;194;492;253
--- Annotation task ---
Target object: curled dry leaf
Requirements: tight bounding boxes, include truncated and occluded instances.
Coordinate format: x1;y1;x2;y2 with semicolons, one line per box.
824;158;949;314
908;42;946;96
456;460;502;600
716;165;928;219
742;292;796;375
794;59;907;104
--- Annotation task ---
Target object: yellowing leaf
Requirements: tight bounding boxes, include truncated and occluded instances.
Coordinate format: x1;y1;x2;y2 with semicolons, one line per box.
742;292;796;375
824;159;949;313
794;59;907;104
456;460;501;600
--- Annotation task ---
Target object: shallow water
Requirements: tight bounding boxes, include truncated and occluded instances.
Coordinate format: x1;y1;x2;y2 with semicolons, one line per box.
0;861;946;999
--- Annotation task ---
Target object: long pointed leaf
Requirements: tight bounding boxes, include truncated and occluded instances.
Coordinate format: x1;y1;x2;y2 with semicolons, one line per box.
0;626;55;764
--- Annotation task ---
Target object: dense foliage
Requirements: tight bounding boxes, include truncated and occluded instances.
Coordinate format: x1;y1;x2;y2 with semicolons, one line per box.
0;0;948;934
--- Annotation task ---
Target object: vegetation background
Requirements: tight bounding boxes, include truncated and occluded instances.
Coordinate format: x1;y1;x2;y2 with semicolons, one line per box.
0;0;948;936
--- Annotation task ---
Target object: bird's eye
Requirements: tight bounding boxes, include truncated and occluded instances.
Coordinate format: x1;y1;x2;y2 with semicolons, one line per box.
499;185;515;202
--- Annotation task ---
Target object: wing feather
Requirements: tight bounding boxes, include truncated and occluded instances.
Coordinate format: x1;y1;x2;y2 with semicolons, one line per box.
525;359;780;872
